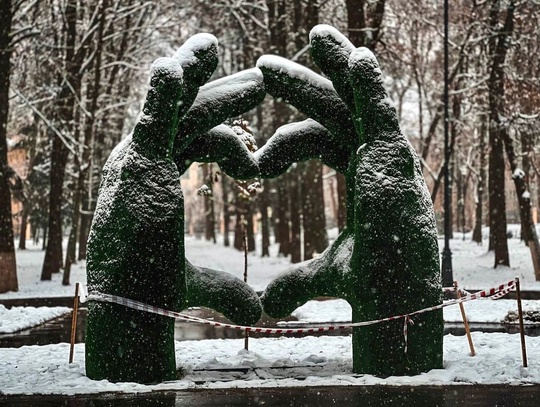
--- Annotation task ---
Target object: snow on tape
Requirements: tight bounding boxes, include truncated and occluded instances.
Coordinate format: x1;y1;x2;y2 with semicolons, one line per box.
78;279;517;336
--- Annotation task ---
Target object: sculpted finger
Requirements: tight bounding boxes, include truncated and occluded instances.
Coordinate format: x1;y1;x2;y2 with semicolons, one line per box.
184;260;262;326
176;68;265;153
255;119;350;178
310;24;356;111
133;57;183;157
173;33;219;117
348;47;401;144
176;124;259;180
257;55;357;148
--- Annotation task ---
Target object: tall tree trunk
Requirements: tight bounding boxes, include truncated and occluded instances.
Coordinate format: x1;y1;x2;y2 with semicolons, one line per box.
78;206;90;260
450;84;463;238
64;0;108;284
234;210;243;251
267;0;291;256
18;204;28;250
246;205;256;252
234;182;252;251
63;105;81;279
254;102;270;257
41;0;79;280
292;0;327;261
289;171;301;263
503;131;540;279
328;176;338;229
302;160;328;260
472;119;486;243
448;156;454;240
0;0;18;293
520;128;533;242
456;165;464;236
222;176;230;247
487;0;514;267
488;130;507;263
41;134;70;279
346;0;367;47
276;179;290;256
259;179;270;257
346;0;385;49
202;164;216;243
42;221;48;250
62;196;79;285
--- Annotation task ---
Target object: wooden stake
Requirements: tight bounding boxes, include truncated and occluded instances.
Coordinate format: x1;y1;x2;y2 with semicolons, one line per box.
455;281;475;356
69;282;80;363
515;277;528;368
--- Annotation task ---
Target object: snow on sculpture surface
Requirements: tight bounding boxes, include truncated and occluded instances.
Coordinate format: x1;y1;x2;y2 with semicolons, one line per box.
256;25;443;376
86;26;442;383
85;34;265;384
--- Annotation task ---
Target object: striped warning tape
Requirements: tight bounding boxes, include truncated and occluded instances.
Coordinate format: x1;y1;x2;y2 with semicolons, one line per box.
79;279;517;338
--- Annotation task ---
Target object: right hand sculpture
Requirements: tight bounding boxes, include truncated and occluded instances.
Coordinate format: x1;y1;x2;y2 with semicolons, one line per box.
255;25;443;377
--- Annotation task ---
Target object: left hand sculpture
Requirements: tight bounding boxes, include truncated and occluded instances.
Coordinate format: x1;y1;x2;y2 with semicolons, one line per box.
255;25;443;376
86;34;265;384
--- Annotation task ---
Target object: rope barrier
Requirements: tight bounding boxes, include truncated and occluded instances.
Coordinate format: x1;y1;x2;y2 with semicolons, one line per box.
71;278;528;366
79;279;517;339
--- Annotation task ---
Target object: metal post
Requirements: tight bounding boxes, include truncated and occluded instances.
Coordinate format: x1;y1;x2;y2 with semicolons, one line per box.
441;0;454;287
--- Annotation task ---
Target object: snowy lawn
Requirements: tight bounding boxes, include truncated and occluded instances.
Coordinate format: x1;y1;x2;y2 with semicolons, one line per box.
289;298;540;325
2;231;540;331
0;333;537;395
0;305;70;334
3;230;540;302
1;231;540;395
0;230;540;300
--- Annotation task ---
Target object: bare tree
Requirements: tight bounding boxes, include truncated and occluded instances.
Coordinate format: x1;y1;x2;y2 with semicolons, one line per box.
41;0;86;280
486;0;515;267
0;0;19;293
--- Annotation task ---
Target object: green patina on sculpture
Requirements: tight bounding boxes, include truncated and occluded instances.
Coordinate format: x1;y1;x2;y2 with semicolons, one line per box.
87;26;443;383
86;34;265;384
256;25;443;376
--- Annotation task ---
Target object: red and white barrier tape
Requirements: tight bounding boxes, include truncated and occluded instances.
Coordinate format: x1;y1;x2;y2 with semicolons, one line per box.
78;279;517;347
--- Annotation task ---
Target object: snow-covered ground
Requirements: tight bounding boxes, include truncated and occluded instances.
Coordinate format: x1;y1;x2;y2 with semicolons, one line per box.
1;230;539;395
290;297;540;325
0;305;70;334
1;230;540;332
2;228;540;302
0;333;537;395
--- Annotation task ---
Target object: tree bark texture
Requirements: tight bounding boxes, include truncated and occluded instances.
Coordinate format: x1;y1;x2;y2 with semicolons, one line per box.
202;164;216;243
222;176;230;247
259;179;270;257
276;179;290;256
0;0;18;293
41;0;80;280
487;0;514;267
472;119;486;244
302;160;328;260
289;170;302;263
